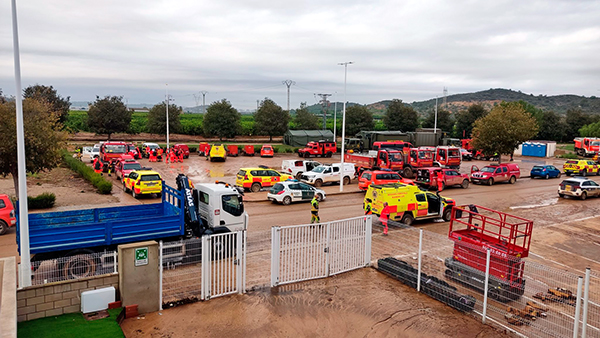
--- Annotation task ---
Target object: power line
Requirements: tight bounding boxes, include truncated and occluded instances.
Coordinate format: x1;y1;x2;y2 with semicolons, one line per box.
282;80;295;112
316;93;332;130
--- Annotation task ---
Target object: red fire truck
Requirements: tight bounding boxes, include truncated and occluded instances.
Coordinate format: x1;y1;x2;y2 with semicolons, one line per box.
100;142;128;167
574;137;600;157
444;205;532;302
433;146;461;169
344;149;405;174
357;141;433;178
297;140;336;158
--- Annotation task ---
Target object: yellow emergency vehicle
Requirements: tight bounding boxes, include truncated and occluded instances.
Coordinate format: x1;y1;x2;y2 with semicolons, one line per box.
208;144;227;162
363;183;455;225
236;168;293;192
563;159;599;176
123;170;163;199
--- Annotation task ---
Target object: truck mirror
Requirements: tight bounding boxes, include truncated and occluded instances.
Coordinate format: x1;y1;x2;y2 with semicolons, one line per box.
471;165;479;173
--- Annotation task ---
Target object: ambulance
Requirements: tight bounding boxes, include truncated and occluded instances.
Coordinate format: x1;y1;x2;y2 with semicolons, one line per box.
363;183;455;225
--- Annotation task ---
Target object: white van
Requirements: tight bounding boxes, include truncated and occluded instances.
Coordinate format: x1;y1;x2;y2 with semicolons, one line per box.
281;160;321;179
300;163;355;187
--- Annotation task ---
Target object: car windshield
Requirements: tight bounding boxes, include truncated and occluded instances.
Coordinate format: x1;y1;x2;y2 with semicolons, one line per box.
92;147;100;153
123;163;142;170
532;166;545;170
592;141;600;146
264;147;272;151
481;167;496;173
271;183;284;192
312;166;326;173
418;151;431;159
388;153;403;161
140;174;161;181
448;149;460;157
105;145;127;153
566;161;578;164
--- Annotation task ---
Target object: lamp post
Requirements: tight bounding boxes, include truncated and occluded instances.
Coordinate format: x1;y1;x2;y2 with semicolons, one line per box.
338;62;353;192
333;92;337;142
166;84;170;151
11;0;32;287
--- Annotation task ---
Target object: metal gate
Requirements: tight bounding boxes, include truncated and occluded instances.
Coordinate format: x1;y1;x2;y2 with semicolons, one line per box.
160;230;246;307
270;216;372;287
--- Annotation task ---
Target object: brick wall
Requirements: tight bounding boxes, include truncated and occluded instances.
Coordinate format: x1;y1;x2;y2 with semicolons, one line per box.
17;273;118;322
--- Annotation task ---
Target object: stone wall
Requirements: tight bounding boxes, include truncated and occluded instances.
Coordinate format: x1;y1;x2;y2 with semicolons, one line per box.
16;273;118;322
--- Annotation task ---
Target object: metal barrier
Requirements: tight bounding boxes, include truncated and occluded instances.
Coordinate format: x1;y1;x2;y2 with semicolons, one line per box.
160;230;246;307
270;216;372;287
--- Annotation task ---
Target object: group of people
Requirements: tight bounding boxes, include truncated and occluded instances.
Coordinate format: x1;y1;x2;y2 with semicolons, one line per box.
92;157;115;176
146;146;185;164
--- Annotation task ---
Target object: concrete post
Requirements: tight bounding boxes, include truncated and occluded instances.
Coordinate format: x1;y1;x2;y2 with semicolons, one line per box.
118;241;160;314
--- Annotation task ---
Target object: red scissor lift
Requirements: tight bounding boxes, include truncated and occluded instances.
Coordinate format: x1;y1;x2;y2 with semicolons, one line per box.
444;205;533;302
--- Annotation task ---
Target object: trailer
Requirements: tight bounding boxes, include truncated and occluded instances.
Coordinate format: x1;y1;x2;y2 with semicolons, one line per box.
444;205;533;302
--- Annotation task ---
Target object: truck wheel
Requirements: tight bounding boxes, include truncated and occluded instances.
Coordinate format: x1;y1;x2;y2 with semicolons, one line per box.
488;288;500;301
403;167;413;178
401;213;414;225
343;176;351;185
442;208;452;222
251;183;261;193
303;152;310;158
0;220;7;235
326;152;332;158
62;254;97;280
282;196;292;205
314;179;323;188
487;178;494;186
509;176;516;184
581;192;588;200
295;172;303;180
444;268;455;280
566;172;571;176
461;180;469;189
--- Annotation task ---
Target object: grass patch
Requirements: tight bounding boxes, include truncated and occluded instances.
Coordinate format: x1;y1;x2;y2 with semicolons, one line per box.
558;144;575;151
62;150;113;194
18;308;124;338
557;153;579;159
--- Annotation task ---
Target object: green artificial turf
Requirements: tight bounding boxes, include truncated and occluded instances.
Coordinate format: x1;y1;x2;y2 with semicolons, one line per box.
18;308;124;338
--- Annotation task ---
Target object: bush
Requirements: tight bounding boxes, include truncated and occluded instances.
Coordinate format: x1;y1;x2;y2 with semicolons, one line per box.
557;153;579;159
27;192;56;209
62;150;113;194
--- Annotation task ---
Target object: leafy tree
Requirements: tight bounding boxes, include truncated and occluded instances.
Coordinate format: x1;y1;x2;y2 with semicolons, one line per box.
471;102;538;163
345;105;374;136
203;99;241;140
23;84;71;125
293;102;319;130
254;98;290;141
0;99;67;196
537;111;567;141
147;102;182;135
87;96;132;140
565;108;594;140
580;121;600;138
422;109;455;133
455;104;488;138
383;99;418;132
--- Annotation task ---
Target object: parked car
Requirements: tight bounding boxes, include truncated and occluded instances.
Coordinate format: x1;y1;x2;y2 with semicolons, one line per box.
173;144;190;159
198;143;211;156
261;144;274;157
0;194;16;235
115;158;143;181
530;165;561;179
358;170;413;191
470;163;520;186
281;160;321;179
236;168;294;192
415;167;470;190
81;146;94;162
122;170;163;198
268;181;326;205
563;160;599;177
208;144;227;162
460;148;472;161
300;163;355;187
558;177;600;200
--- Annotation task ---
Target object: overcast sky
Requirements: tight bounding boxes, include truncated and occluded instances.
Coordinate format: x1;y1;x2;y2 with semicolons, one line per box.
1;0;599;110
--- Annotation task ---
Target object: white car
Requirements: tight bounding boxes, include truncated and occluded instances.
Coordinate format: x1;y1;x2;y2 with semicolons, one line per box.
300;163;355;187
267;181;326;205
558;177;600;200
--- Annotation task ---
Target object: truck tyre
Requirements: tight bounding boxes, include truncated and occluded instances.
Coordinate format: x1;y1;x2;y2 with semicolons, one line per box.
566;172;571;176
403;167;413;178
303;152;310;158
487;178;494;186
509;176;516;184
314;179;323;187
251;182;262;193
461;180;469;189
581;192;588;200
343;176;351;185
442;208;452;222
401;213;414;226
282;196;292;205
62;254;97;280
326;152;332;158
0;220;8;235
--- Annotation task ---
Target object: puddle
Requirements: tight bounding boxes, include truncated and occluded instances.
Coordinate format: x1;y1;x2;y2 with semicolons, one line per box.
510;198;558;210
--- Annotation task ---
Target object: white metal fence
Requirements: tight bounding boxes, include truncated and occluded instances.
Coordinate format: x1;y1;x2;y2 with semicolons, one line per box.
270;216;372;287
372;219;599;338
19;251;118;287
160;230;246;308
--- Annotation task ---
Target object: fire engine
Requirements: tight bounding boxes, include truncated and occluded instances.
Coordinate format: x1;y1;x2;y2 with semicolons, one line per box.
574;137;600;157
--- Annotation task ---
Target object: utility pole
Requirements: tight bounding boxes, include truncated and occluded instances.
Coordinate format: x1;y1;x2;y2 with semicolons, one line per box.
166;84;170;151
338;61;353;192
316;93;332;130
256;100;260;111
193;93;202;113
201;91;208;114
282;80;295;112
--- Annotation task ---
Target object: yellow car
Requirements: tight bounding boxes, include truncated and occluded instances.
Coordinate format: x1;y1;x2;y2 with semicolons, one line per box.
123;170;163;198
364;183;455;225
208;144;227;162
563;160;599;176
236;167;293;192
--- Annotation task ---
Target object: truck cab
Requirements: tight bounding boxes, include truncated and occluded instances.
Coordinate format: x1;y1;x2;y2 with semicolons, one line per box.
298;140;336;158
470;163;520;185
434;146;461;169
574;137;600;157
100;142;128;166
402;147;434;178
345;138;363;152
196;183;248;234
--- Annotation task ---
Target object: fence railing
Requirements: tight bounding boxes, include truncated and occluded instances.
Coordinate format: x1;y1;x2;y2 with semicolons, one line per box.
270;216;372;287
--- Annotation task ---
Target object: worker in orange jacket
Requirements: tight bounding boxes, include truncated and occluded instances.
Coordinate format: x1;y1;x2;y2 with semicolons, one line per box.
93;158;103;175
380;202;390;235
436;171;444;192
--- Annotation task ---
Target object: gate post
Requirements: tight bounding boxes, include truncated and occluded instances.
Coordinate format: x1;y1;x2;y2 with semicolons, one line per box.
482;248;491;324
236;231;244;294
159;240;163;310
270;227;280;287
573;276;584;338
201;235;211;300
364;216;372;267
417;229;423;292
582;268;591;338
325;222;331;278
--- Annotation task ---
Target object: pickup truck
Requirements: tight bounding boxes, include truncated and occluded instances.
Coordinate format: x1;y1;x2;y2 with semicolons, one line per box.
300;163;355;187
281;160;321;179
18;180;248;281
344;149;404;174
470;163;520;186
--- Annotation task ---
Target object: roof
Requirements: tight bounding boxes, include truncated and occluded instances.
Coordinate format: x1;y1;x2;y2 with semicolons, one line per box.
562;177;592;182
131;170;160;175
285;130;334;136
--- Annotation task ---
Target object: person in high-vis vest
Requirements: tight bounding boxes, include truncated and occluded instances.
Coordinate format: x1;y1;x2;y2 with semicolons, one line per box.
310;193;320;224
364;198;373;215
380;202;390;235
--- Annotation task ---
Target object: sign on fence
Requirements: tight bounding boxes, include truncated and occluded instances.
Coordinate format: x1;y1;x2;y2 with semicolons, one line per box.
135;247;148;266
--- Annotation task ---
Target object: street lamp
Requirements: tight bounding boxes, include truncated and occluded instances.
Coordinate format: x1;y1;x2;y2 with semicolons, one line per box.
166;84;170;151
333;92;337;142
338;61;353;192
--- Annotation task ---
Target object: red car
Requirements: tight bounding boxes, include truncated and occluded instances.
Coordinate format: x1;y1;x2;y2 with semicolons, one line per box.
261;144;274;157
358;170;414;191
416;167;470;190
173;144;190;159
0;194;16;235
115;158;143;181
470;163;520;186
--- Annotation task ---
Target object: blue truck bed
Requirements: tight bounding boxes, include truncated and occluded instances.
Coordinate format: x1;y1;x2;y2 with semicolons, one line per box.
17;184;184;255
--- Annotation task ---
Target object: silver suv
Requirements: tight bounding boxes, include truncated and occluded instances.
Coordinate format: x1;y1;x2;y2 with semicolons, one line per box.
558;177;600;200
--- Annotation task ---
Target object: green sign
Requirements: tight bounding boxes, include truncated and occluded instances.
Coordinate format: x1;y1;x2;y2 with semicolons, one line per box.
135;247;148;266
